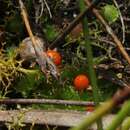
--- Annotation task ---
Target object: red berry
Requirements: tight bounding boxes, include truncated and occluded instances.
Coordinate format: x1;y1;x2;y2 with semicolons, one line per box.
46;50;62;65
73;74;89;91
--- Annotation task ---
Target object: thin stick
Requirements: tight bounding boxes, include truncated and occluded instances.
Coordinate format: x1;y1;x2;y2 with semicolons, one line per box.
43;0;52;18
19;0;41;57
19;0;46;73
0;99;94;106
113;0;125;44
35;0;44;24
85;0;130;65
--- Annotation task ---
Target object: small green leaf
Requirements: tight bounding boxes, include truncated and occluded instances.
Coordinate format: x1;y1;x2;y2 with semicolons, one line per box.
101;4;119;23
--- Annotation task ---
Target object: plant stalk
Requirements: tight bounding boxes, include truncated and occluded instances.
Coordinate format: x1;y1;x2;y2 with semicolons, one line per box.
79;0;103;130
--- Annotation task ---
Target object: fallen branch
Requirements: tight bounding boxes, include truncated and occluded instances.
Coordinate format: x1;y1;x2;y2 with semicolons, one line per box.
0;99;94;106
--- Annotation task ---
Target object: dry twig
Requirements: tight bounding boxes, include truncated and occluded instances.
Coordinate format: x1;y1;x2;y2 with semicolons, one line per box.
0;98;94;106
113;0;125;44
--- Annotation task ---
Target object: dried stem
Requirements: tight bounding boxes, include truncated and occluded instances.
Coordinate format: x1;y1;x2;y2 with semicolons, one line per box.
43;0;52;18
19;0;46;72
113;0;125;44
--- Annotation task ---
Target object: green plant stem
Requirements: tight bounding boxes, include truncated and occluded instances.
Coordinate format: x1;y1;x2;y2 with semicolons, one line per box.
79;0;103;130
122;117;130;130
70;99;114;130
106;100;130;130
79;0;101;106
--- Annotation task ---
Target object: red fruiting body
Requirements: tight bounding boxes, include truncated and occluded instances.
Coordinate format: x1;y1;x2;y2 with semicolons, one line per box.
46;50;62;65
73;74;89;91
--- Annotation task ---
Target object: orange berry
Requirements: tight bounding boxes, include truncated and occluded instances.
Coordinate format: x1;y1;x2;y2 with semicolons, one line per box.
73;74;89;91
46;50;62;65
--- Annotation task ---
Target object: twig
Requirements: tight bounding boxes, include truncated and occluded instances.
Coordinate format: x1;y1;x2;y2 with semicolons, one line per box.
35;0;52;23
0;99;94;106
113;0;125;44
19;0;46;72
91;37;116;46
85;0;130;65
43;0;52;18
49;0;100;48
35;0;44;24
